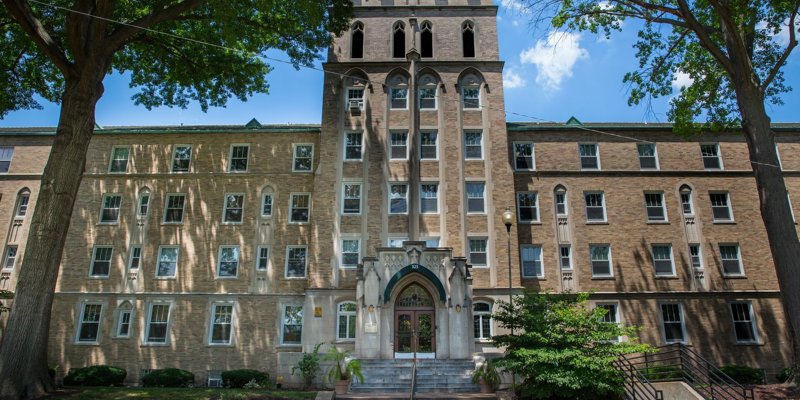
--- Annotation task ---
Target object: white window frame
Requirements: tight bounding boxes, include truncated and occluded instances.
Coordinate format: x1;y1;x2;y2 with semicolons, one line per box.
659;302;687;344
75;302;104;344
710;191;734;222
137;190;151;219
389;131;409;160
729;301;759;344
255;245;270;271
127;245;142;271
680;189;694;216
520;245;544;278
389;183;409;215
144;301;173;345
419;131;439;160
0;146;14;173
108;146;130;174
559;245;572;269
2;245;18;270
516;191;539;223
461;86;481;110
289;193;311;224
155;246;179;279
390;87;408;110
466;181;486;214
388;237;408;248
261;192;274;218
340;238;361;268
420;183;439;214
162;193;186;224
114;303;134;339
651;244;676;277
228;144;250;173
336;301;357;341
689;244;704;269
589;244;613;278
222;193;245;224
644;192;668;222
342;182;362;215
418;86;437;110
597;302;621;342
346;87;365;111
579;143;600;170
468;237;488;267
15;191;30;218
700;143;723;170
513;142;536;171
170;144;192;173
637;143;659;170
281;304;303;345
464;130;483;160
208;302;236;345
555;190;568;216
292;143;314;173
719;243;745;277
285;245;308;278
216;245;240;278
473;301;492;341
99;194;122;224
89;246;113;278
423;237;440;248
584;192;607;223
344;132;363;161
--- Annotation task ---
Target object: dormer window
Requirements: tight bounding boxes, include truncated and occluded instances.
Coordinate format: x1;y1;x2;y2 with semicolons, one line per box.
351;22;364;59
393;22;406;58
420;21;433;58
462;21;475;57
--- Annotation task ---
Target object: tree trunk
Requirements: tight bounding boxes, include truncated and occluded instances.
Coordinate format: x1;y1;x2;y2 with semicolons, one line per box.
734;79;800;365
0;77;103;400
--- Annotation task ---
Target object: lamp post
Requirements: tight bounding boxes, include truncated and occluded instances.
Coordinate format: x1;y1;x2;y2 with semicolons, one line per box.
501;206;515;394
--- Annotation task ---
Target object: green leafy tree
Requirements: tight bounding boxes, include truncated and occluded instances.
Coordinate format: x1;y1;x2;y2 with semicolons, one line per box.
515;0;800;363
491;292;650;399
0;1;351;398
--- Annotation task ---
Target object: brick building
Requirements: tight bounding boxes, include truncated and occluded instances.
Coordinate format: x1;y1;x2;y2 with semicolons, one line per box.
0;0;795;387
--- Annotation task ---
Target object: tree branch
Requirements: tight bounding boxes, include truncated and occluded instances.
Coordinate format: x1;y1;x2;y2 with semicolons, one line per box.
1;0;73;76
762;7;799;92
65;0;93;67
674;0;735;74
105;0;204;53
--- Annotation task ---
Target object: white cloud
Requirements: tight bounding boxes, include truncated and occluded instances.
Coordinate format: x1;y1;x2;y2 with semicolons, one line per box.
520;31;588;91
512;20;520;27
503;69;527;89
672;70;694;91
499;0;530;14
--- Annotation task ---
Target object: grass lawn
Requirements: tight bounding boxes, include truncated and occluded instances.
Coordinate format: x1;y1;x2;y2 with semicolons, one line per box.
50;387;318;400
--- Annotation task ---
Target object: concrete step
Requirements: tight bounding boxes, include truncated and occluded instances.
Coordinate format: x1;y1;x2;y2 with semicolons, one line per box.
338;393;497;400
350;359;481;394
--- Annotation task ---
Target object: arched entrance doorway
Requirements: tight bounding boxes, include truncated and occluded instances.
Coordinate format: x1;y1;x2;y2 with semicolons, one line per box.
394;283;436;358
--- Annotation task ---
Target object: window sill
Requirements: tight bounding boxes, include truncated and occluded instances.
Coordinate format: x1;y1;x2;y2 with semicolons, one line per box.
283;276;307;280
654;276;679;280
221;222;243;225
277;344;302;349
465;158;485;162
141;343;170;347
734;341;764;346
420;159;439;162
215;276;239;280
586;221;609;225
88;276;111;280
335;339;356;344
713;220;737;224
207;343;235;348
466;212;487;216
227;170;249;173
73;341;100;346
340;267;358;271
722;275;747;279
97;222;120;226
292;170;313;174
522;276;546;280
288;221;310;225
471;265;489;269
154;276;177;280
591;276;615;280
646;221;670;225
518;221;541;225
161;222;184;226
343;159;363;163
341;213;362;217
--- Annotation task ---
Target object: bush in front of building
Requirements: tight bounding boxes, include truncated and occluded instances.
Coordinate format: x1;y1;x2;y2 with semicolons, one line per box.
141;368;195;387
719;365;764;385
778;365;797;383
291;342;323;389
62;365;126;386
640;365;684;381
221;369;270;388
490;291;652;400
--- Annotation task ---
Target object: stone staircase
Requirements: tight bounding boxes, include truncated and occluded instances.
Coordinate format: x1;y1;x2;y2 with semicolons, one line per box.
349;359;480;394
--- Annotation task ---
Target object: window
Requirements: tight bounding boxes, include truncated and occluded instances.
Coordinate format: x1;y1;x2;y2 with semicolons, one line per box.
256;246;270;271
171;145;192;172
163;194;186;223
420;131;438;160
419;87;437;110
389;183;408;214
521;245;543;278
473;302;492;340
341;239;360;268
285;246;307;278
228;144;249;172
390;87;408;109
466;182;485;213
710;192;733;221
281;305;303;345
76;303;103;343
289;193;311;223
137;190;151;218
462;21;476;57
99;194;122;223
207;371;223;388
2;245;18;270
222;194;244;223
109;146;130;173
90;246;113;277
598;303;619;324
660;303;686;343
346;88;364;111
351;22;364;59
115;304;133;338
555;188;568;216
209;304;234;345
420;183;439;214
217;246;240;278
342;183;362;214
468;238;487;266
652;245;675;276
701;143;722;169
680;187;693;215
128;246;142;271
337;302;357;340
392;22;405;58
261;193;273;217
584;192;606;222
590;245;612;277
345;132;363;160
420;21;433;58
145;303;171;344
15;191;29;217
293;144;314;172
579;144;599;170
390;131;408;159
0;146;13;173
388;238;407;248
689;244;703;269
644;192;667;222
462;87;480;109
424;237;440;248
464;131;483;159
559;245;572;269
517;192;539;223
719;244;744;276
513;142;535;170
637;143;658;169
156;246;179;278
730;302;758;343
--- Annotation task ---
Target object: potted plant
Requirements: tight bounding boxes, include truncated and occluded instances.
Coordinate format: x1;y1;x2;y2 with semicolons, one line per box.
323;345;364;395
471;360;500;393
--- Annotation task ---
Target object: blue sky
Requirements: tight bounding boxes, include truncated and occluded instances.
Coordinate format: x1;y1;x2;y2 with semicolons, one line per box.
1;1;798;127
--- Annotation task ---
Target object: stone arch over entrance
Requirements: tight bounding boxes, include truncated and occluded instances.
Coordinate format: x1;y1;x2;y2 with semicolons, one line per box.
383;264;446;304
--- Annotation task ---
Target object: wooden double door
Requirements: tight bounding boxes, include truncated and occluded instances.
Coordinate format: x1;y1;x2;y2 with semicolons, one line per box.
393;284;435;357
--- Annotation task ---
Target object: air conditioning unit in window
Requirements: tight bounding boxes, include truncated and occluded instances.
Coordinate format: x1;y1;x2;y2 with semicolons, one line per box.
208;378;223;388
349;100;362;111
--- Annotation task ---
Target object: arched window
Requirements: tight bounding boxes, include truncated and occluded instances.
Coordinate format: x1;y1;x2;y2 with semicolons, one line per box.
137;188;151;219
14;189;30;218
554;185;568;216
460;73;482;110
462;21;475;57
392;22;406;58
420;21;433;58
473;301;492;340
337;301;357;340
115;301;134;338
261;187;275;217
679;185;693;215
351;22;364;59
418;74;438;110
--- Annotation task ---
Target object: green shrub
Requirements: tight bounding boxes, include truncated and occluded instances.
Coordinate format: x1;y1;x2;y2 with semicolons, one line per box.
141;368;195;387
640;365;683;381
221;369;269;388
778;365;797;383
62;365;126;386
719;365;763;385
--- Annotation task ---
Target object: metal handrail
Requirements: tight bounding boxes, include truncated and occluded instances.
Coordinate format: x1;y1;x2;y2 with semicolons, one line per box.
614;355;664;400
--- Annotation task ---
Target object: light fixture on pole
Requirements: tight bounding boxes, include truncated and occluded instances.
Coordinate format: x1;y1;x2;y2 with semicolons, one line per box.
501;206;516;393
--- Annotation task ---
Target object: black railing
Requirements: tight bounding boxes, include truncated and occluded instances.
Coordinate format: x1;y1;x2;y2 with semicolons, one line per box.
621;344;755;400
614;355;664;400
